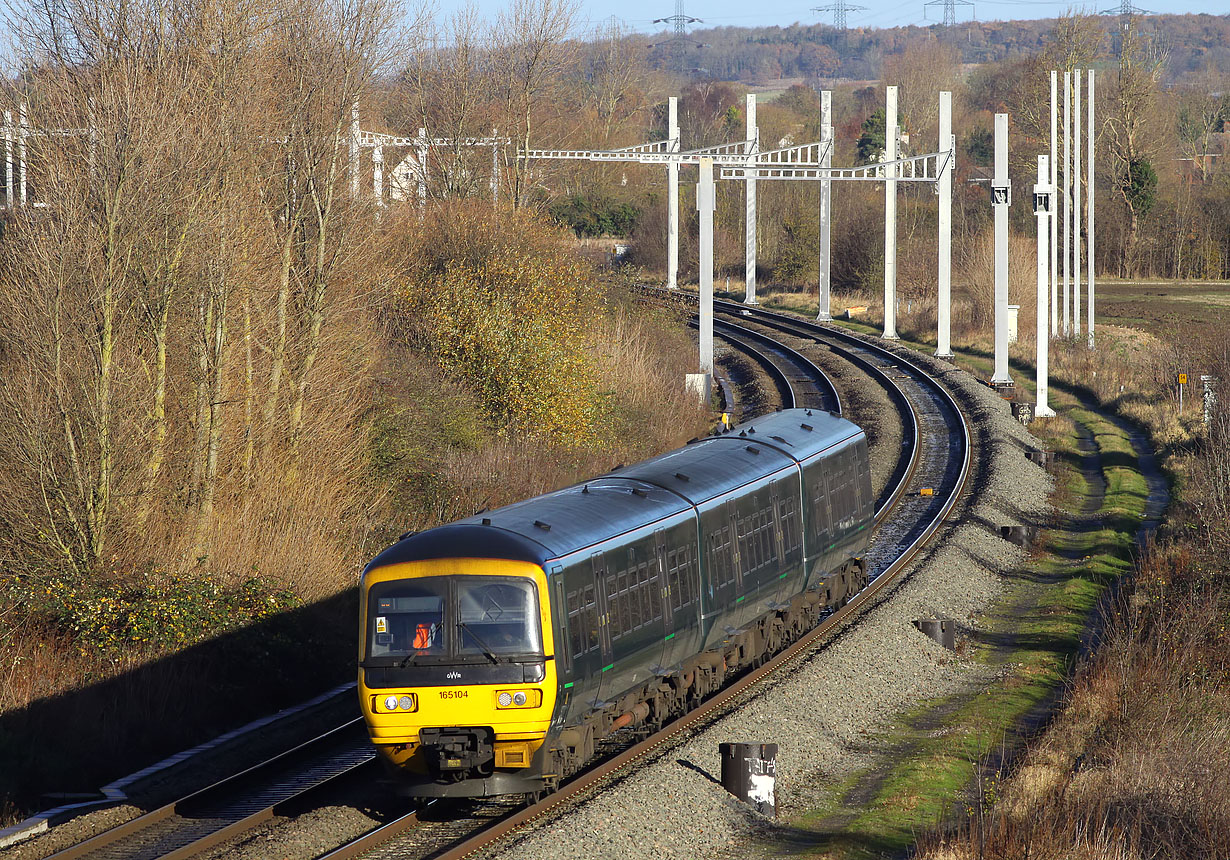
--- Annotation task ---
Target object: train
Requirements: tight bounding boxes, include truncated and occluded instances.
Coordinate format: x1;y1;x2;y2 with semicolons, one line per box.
357;407;875;801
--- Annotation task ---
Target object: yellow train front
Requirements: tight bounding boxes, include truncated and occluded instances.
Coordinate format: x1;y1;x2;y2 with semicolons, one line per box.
359;536;559;799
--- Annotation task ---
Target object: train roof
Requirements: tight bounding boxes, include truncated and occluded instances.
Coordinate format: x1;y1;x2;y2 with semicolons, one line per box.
366;409;862;572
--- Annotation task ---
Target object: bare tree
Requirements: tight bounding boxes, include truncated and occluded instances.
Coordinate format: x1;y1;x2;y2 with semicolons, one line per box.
492;0;578;207
1105;19;1168;276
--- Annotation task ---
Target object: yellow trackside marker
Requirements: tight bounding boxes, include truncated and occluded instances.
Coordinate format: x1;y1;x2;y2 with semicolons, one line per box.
919;488;934;497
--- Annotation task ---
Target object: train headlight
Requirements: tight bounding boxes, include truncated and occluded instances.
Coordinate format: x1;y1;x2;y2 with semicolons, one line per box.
495;689;541;709
374;693;417;713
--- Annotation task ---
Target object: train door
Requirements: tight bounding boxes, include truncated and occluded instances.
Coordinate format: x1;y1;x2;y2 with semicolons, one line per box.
591;551;613;706
550;567;572;731
654;530;672;637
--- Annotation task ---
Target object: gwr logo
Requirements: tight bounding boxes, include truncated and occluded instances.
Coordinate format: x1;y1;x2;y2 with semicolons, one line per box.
446;671;462;679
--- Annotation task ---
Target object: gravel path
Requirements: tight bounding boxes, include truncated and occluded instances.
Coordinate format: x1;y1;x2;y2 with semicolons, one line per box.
489;350;1053;860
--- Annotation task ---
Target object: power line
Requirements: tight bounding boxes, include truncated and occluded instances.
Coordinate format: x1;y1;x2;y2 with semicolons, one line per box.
923;0;975;27
653;0;704;74
811;0;867;29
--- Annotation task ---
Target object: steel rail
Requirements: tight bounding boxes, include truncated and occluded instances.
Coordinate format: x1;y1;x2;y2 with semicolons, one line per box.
337;293;968;860
44;720;373;860
430;380;967;860
710;301;921;522
711;317;843;416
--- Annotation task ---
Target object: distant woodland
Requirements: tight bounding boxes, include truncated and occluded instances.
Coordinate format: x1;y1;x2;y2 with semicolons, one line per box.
646;14;1230;84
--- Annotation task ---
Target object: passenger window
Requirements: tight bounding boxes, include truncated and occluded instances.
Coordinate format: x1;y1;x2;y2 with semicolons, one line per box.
567;583;599;656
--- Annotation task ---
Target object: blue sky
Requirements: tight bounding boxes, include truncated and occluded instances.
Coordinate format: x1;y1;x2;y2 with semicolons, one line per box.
429;0;1227;38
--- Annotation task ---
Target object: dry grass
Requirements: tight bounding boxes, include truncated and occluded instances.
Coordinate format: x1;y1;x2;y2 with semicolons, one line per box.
918;547;1230;860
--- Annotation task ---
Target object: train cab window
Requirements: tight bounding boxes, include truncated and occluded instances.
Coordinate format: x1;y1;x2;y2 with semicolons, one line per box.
368;582;445;658
457;579;542;655
366;576;543;663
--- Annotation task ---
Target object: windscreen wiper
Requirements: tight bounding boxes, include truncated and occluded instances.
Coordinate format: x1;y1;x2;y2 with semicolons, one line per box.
457;621;501;665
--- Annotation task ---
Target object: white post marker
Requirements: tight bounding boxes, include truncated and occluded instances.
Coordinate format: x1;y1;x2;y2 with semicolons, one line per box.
416;128;428;212
349;102;360;200
991;113;1012;386
883;85;900;340
936;91;954;359
698;157;716;377
817;90;833;322
668;96;680;290
1034;155;1056;417
744;93;759;305
491;128;500;206
18;101;27;207
1050;70;1058;337
1074;69;1082;337
373;145;383;207
1087;69;1096;350
4;110;11;210
1063;71;1071;336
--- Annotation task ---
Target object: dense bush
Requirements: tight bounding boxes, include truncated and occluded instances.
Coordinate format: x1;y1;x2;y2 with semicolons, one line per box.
2;568;299;656
549;194;640;238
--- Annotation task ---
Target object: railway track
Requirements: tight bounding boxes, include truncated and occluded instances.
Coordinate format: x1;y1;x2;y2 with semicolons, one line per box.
691;316;842;416
316;296;970;860
42;722;375;860
37;298;969;860
710;299;968;580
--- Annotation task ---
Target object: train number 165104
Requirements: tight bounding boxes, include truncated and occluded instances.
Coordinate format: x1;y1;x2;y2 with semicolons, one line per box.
439;690;468;700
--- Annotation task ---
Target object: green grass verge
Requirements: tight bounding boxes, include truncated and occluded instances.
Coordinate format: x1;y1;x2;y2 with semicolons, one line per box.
743;296;1152;858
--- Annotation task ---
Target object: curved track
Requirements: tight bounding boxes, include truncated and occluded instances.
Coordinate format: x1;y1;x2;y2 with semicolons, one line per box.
41;297;969;860
322;295;971;860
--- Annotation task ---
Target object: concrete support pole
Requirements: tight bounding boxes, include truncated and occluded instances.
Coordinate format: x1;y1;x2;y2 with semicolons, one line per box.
18;101;27;206
1035;155;1056;417
349;102;360;200
744;93;759;305
491;129;500;206
698;158;716;376
882;85;899;340
416;128;428;211
991;113;1012;385
818;91;833;322
4;111;12;210
373;145;383;207
1088;69;1096;350
1050;71;1058;337
668;96;680;290
1074;69;1082;337
1063;72;1071;336
936;91;954;359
